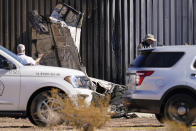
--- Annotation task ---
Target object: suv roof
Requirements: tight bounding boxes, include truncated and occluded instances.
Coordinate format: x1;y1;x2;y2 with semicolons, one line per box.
139;45;196;52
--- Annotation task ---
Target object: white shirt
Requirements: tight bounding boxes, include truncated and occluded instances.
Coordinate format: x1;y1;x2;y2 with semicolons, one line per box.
17;53;36;65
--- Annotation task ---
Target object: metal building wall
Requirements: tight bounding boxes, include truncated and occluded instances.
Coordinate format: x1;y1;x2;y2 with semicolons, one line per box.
0;0;196;84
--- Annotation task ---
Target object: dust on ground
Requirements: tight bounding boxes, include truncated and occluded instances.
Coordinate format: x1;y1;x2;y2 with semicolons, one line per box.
0;115;195;131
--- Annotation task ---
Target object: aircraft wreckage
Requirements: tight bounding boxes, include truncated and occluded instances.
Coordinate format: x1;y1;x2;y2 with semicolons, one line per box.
29;3;128;117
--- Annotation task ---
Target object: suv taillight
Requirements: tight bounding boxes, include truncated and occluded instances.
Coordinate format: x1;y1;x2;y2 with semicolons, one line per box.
135;71;154;86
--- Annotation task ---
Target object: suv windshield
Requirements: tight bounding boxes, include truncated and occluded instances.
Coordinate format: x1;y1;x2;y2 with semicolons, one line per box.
131;51;184;68
0;46;27;65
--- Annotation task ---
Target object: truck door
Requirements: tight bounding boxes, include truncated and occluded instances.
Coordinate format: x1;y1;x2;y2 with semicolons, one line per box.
0;55;20;110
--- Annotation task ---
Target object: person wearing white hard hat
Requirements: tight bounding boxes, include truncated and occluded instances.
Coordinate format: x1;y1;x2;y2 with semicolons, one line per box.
138;34;157;49
17;44;43;65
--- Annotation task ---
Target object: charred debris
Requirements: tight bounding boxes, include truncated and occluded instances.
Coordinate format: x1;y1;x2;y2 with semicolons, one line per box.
28;3;128;117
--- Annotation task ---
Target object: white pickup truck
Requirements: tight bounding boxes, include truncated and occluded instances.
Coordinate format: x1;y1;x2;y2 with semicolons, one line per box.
0;45;93;126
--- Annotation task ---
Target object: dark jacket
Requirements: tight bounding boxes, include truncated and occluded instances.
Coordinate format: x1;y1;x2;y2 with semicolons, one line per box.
137;41;152;49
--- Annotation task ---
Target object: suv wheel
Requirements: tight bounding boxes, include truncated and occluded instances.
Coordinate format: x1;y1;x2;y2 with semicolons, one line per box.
28;90;64;127
164;93;196;126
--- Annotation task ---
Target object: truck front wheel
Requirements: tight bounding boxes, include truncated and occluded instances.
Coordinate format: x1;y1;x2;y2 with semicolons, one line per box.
28;90;64;127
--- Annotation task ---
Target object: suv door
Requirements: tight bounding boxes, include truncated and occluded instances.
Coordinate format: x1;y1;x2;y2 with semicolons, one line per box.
0;55;20;110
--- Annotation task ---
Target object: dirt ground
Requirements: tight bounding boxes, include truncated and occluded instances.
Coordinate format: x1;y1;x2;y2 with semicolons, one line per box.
0;115;195;131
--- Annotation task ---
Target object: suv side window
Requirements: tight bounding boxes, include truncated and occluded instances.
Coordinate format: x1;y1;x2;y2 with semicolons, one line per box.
193;60;196;68
132;52;184;68
0;55;8;69
0;55;16;69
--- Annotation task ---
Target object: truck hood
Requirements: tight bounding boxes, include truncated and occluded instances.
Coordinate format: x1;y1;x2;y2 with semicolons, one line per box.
19;65;85;77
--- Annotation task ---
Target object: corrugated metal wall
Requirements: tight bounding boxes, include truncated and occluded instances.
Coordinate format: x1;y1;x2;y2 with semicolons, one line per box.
0;0;196;84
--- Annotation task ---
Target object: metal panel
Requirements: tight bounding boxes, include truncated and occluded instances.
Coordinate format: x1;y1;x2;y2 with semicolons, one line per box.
98;0;105;79
122;0;128;84
135;0;141;54
170;0;176;45
141;0;146;39
176;0;182;45
188;0;193;45
128;0;134;62
152;0;158;46
10;0;16;51
110;0;117;82
0;0;2;44
105;0;110;81
0;0;196;84
194;0;196;45
4;0;9;49
158;0;163;45
182;0;188;44
86;0;93;77
164;0;170;45
147;0;152;34
114;0;123;83
80;0;87;66
93;0;99;78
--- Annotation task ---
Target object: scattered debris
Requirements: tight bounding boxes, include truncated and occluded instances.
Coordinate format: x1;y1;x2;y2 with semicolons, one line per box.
29;2;128;118
89;77;129;117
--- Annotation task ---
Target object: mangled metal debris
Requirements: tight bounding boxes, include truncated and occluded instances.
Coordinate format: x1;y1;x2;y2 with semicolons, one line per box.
28;10;49;34
49;3;83;53
29;2;128;117
29;3;83;70
89;77;129;117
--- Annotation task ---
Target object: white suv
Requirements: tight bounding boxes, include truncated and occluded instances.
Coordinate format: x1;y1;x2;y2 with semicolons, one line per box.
0;45;93;126
124;45;196;126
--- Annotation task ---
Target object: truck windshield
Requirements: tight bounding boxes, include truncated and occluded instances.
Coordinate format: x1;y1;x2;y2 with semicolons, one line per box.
0;46;27;65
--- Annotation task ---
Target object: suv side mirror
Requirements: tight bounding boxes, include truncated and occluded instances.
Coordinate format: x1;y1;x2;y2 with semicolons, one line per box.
2;60;16;70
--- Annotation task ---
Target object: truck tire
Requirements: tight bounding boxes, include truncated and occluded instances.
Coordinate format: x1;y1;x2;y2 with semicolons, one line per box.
164;93;196;126
28;90;64;127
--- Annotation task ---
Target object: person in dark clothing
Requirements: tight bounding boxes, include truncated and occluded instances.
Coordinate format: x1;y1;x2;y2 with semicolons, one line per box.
138;34;156;49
